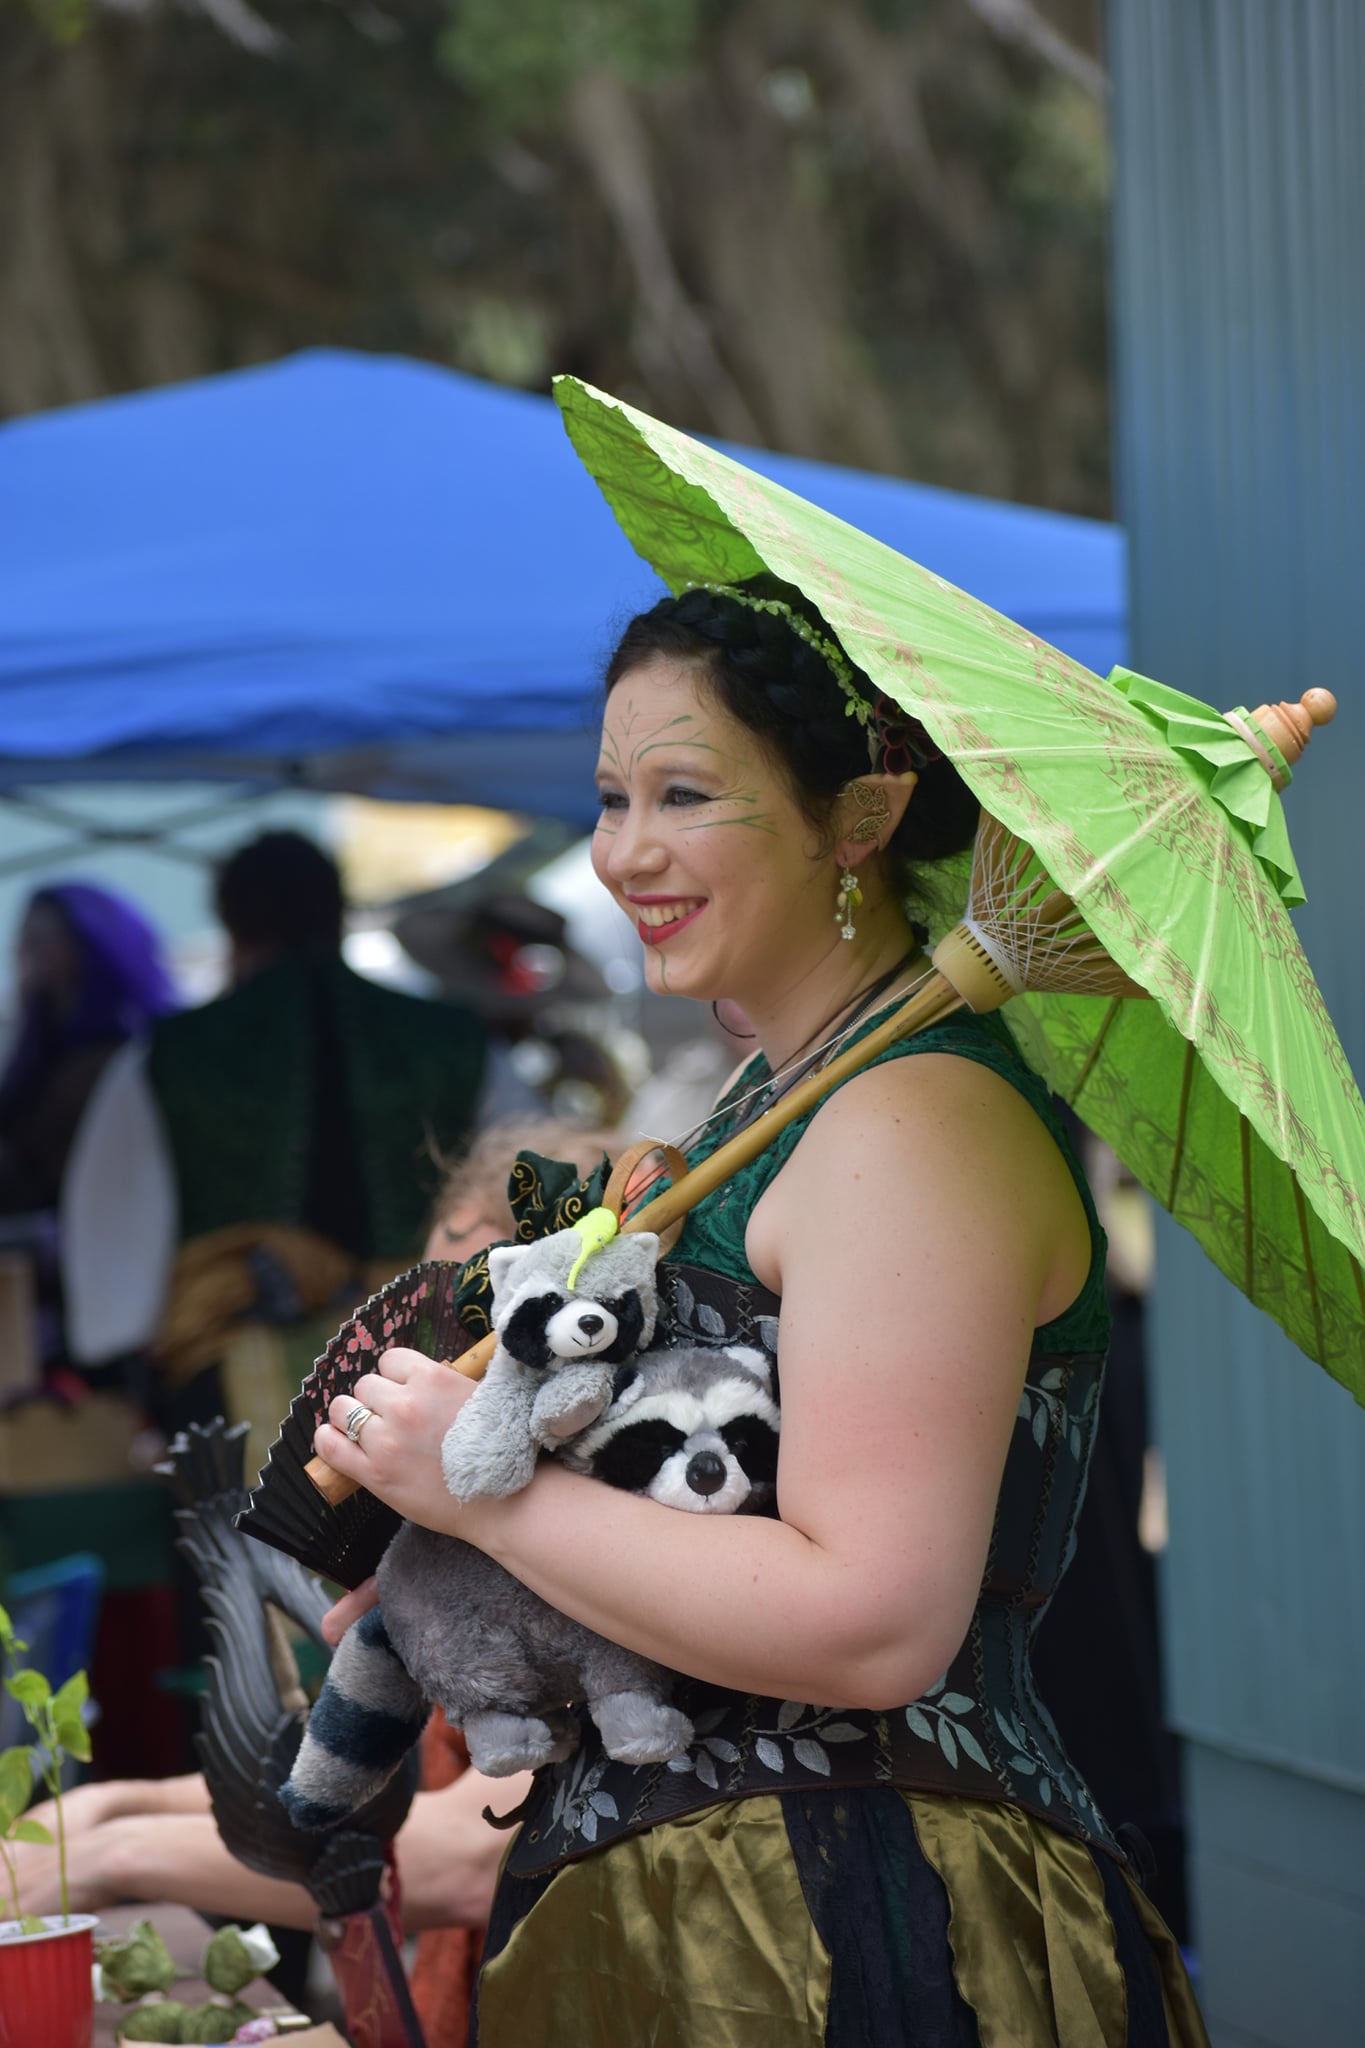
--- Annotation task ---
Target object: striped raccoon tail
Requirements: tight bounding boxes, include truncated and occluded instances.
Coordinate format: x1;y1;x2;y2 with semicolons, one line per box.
279;1604;430;1832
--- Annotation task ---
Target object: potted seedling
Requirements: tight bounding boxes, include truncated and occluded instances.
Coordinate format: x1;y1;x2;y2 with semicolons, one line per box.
0;1597;97;2048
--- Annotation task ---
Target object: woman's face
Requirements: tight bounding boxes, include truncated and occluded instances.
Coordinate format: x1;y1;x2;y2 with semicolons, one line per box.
592;656;833;1005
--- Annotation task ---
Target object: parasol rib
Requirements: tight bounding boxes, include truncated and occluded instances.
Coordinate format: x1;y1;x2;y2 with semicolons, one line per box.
1239;1114;1254;1299
1069;995;1123;1103
1292;1175;1327;1366
1167;1039;1197;1213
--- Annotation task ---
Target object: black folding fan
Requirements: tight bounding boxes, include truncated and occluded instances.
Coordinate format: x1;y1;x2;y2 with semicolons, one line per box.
235;1148;613;1587
234;1259;474;1588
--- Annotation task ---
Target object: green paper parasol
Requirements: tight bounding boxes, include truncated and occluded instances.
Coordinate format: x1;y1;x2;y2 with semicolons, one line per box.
555;376;1365;1403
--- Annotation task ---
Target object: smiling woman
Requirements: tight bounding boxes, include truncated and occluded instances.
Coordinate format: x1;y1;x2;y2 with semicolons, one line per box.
593;662;838;998
312;575;1208;2047
592;576;977;1003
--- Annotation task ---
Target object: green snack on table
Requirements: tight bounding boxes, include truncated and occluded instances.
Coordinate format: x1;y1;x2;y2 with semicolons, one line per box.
180;1999;260;2042
202;1921;280;1995
98;1918;179;2000
116;1998;190;2042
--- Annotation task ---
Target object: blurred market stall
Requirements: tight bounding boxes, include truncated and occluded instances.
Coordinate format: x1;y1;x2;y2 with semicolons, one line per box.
0;347;1126;839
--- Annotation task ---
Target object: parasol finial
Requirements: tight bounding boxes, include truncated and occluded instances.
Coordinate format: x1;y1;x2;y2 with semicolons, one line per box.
1222;688;1336;791
1250;687;1337;770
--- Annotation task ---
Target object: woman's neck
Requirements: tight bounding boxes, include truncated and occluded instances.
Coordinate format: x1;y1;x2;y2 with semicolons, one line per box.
740;897;923;1074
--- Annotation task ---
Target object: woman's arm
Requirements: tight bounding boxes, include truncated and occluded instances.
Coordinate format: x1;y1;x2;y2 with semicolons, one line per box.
22;1773;213;1844
12;1813;326;1928
317;1054;1090;1710
393;1765;531;1931
9;1769;529;1930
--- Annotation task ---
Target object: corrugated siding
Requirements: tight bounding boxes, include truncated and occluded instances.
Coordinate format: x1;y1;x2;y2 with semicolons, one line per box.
1109;0;1365;1785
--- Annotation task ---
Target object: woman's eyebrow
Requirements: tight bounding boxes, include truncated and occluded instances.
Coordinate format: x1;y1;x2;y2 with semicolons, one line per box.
597;740;729;780
633;736;727;765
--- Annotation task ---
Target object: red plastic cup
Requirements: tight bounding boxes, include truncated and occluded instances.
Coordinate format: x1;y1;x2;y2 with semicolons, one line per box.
0;1914;97;2048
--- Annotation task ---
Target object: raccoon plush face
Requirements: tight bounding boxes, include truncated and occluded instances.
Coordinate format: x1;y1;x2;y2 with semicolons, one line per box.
562;1345;780;1516
488;1230;660;1371
499;1289;646;1369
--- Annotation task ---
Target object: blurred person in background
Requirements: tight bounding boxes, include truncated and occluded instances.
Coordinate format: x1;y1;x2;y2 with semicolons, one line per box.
0;881;177;1402
8;1118;620;2046
124;830;488;1788
0;885;180;1803
0;882;177;1218
147;830;488;1426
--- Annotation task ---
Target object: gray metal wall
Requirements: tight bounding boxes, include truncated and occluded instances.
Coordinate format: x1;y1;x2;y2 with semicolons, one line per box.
1108;4;1365;2042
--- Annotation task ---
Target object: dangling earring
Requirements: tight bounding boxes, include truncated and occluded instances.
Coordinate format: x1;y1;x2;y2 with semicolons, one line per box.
835;867;862;942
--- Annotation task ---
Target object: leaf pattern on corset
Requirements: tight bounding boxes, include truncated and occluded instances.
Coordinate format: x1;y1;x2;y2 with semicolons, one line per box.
1017;1362;1101;1464
904;1677;992;1775
549;1739;618;1848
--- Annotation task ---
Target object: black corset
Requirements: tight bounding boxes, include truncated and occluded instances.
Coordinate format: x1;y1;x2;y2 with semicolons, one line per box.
504;1263;1121;1879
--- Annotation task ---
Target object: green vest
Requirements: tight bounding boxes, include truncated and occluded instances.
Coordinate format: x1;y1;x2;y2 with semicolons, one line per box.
147;954;486;1260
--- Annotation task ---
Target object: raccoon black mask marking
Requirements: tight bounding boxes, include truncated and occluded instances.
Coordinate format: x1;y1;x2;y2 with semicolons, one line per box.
564;1343;780;1516
500;1287;648;1371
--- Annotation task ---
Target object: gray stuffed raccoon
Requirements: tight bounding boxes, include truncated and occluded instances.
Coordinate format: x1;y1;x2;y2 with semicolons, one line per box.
441;1215;663;1502
280;1213;661;1829
281;1339;779;1826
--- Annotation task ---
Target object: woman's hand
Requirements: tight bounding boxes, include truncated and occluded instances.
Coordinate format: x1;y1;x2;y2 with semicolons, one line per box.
313;1346;477;1536
9;1822;120;1917
320;1575;379;1645
21;1777;124;1844
399;1768;534;1930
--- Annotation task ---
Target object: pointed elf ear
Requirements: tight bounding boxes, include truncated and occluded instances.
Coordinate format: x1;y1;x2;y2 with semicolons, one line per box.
834;771;918;866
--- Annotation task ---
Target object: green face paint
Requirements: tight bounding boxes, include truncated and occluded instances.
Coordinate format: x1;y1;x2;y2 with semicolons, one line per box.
595;697;778;836
591;657;847;1012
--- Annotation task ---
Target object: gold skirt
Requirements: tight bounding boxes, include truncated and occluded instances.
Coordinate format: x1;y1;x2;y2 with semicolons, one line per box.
474;1790;1208;2047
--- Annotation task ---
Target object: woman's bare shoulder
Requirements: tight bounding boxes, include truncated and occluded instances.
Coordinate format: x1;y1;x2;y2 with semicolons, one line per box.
748;1049;1089;1315
797;1047;1059;1176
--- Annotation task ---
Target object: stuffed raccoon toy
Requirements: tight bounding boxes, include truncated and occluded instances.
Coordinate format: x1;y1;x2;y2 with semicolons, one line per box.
280;1341;780;1826
442;1213;663;1503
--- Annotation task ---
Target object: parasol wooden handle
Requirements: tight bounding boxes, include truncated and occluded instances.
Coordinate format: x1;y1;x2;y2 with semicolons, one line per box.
304;969;965;1509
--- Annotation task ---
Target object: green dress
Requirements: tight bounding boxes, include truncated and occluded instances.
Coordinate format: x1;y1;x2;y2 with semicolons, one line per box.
473;1010;1208;2047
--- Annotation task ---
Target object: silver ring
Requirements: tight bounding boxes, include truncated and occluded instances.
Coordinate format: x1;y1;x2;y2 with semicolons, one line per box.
343;1402;374;1445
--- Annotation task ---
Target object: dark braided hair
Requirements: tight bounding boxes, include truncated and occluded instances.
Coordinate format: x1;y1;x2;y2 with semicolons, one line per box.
604;573;978;931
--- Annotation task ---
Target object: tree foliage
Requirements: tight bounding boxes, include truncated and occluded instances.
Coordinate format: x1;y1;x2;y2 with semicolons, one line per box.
0;0;1111;511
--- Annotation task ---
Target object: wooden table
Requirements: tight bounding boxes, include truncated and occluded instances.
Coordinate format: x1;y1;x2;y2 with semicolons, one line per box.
90;1903;321;2043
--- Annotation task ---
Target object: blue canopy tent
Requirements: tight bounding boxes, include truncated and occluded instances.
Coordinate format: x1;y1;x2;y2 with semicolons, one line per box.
0;349;1126;829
